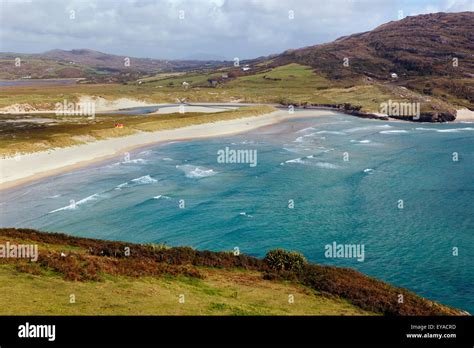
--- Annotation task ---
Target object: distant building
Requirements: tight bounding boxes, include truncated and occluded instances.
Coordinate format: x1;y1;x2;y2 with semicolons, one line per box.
221;73;228;79
241;65;250;72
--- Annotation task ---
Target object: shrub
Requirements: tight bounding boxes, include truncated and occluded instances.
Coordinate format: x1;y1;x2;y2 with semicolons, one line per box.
275;96;294;106
264;248;307;272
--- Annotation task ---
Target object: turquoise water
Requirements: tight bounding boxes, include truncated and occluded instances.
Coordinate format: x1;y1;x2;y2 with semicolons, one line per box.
1;112;473;312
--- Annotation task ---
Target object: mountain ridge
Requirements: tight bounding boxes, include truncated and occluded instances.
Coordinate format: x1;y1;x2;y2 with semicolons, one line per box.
0;12;472;118
273;12;474;79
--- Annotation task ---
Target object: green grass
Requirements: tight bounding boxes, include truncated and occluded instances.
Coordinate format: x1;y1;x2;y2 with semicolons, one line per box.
144;71;217;87
139;71;187;83
0;64;385;110
0;264;374;315
311;85;394;112
230;63;330;87
0;228;463;316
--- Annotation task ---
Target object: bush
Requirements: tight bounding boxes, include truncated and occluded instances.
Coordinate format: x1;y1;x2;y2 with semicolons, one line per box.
264;249;307;272
275;96;293;106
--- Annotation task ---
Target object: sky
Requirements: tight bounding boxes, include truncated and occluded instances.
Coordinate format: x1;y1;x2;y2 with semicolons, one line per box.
0;0;472;60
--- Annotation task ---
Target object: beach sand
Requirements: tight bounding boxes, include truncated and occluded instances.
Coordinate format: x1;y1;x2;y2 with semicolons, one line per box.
0;109;335;190
152;105;239;114
455;108;474;122
0;98;248;115
0;96;156;114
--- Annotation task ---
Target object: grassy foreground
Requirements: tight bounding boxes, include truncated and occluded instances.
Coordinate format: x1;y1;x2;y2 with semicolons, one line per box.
0;228;463;316
0;267;370;316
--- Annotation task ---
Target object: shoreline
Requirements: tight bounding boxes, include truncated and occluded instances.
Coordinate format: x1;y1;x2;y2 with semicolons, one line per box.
0;109;336;191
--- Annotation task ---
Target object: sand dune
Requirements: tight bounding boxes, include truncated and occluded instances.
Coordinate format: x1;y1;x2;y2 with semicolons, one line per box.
456;108;474;122
0;109;335;189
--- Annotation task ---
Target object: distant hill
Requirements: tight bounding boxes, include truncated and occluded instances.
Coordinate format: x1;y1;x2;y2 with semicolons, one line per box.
40;49;174;71
270;12;474;106
0;12;471;119
274;12;473;79
181;52;229;61
0;49;228;81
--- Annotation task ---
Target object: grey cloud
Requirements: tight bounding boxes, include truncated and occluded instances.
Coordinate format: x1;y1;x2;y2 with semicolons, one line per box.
0;0;472;59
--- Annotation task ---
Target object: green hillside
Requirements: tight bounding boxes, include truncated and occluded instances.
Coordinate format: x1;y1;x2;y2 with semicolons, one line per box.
0;228;464;316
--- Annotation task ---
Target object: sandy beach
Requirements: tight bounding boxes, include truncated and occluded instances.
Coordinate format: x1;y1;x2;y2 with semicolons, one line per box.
152;104;239;114
0;97;255;115
0;96;156;114
0;109;335;190
455;108;474;122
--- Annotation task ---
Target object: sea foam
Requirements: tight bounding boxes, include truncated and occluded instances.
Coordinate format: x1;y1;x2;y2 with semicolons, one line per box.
380;130;408;134
316;131;347;135
344;124;392;133
415;127;474;133
115;175;158;190
315;162;340;169
176;164;217;178
49;193;101;213
284;157;305;164
153;195;171;200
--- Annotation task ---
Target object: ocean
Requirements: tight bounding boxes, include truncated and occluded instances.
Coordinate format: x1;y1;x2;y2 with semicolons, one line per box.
1;112;473;312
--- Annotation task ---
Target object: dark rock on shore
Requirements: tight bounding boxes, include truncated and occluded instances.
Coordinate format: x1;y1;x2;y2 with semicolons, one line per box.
390;111;456;122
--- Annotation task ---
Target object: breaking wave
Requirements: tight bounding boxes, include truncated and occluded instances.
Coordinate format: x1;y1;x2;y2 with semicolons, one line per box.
153;195;171;200
315;162;340;169
415;127;474;133
109;158;148;167
49;193;101;213
176;164;217;178
344;124;392;133
283;157;306;165
296;127;316;133
115;175;158;190
380;130;408;134
316;130;347;135
351;139;371;144
239;212;253;218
